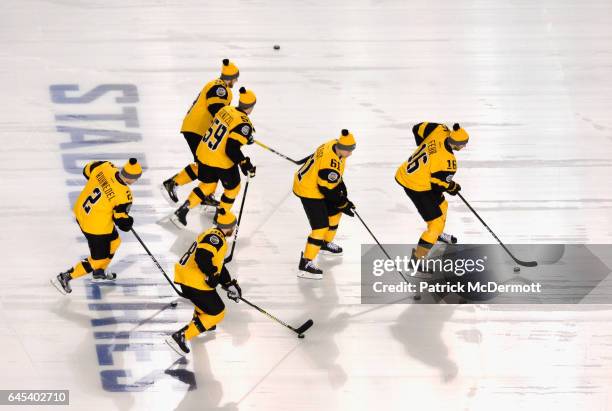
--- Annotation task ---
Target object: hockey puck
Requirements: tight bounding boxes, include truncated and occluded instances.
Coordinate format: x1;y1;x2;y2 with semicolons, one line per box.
170;302;178;307
273;44;280;50
513;266;521;273
298;334;304;339
413;294;421;301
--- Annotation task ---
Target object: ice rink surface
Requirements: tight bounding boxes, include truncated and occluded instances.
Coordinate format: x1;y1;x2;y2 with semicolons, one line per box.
1;0;612;409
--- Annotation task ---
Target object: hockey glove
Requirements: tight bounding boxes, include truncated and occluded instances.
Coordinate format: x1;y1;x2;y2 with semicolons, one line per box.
338;180;348;198
115;216;134;232
339;199;355;217
222;279;242;303
239;157;256;177
446;181;461;196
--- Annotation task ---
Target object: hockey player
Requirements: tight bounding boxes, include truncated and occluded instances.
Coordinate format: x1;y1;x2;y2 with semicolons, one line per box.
395;123;469;276
52;158;142;294
292;129;356;279
166;209;242;355
410;122;461;245
161;59;239;205
171;87;257;228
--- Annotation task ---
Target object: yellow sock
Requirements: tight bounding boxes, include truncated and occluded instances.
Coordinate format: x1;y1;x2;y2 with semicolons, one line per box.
174;163;198;185
185;321;201;340
415;244;431;259
71;259;92;279
324;213;342;243
304;228;327;260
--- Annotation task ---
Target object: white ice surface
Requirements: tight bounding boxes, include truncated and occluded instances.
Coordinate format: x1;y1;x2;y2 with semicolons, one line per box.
1;0;612;410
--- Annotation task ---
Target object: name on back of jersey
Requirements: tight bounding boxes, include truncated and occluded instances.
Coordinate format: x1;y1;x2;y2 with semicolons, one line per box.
95;169;116;201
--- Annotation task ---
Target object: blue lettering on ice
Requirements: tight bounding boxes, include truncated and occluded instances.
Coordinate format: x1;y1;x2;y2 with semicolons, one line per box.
96;343;159;365
51;83;183;392
50;84;139;104
55;106;140;127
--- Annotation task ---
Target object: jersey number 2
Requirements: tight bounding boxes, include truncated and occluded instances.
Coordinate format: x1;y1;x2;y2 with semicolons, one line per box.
82;187;102;213
203;118;227;151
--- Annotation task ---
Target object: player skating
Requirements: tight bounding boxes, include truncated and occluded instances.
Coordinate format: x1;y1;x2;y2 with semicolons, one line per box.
166;209;242;355
51;159;142;294
171;87;257;228
395;122;469;278
292;129;356;279
161;59;239;208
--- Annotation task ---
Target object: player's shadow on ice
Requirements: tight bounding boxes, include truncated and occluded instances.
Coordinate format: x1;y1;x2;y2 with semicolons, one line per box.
297;260;349;389
390;304;458;382
166;334;239;411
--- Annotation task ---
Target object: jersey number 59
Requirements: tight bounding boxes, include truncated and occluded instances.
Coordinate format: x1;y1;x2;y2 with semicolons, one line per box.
203;118;227;151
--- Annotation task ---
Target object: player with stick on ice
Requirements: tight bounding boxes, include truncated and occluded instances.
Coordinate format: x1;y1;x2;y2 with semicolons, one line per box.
395;122;469;278
171;87;257;228
52;158;142;294
166;209;242;355
161;59;239;209
292;129;357;279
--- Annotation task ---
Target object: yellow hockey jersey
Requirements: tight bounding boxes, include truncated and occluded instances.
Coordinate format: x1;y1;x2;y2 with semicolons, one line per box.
181;79;233;136
74;161;133;235
395;137;457;192
293;139;345;200
174;228;228;291
195;106;254;169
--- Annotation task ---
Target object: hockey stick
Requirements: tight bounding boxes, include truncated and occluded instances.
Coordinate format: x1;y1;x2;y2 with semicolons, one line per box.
254;140;308;165
457;193;537;267
131;228;184;299
238;295;314;338
224;175;250;264
354;210;415;285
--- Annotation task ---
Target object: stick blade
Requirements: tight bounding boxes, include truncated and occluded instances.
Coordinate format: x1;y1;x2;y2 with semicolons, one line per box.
515;259;538;267
295;319;314;335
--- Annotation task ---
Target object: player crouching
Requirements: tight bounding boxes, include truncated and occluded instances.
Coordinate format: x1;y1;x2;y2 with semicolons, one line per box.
395;123;469;278
166;209;242;355
292;129;356;279
52;158;142;294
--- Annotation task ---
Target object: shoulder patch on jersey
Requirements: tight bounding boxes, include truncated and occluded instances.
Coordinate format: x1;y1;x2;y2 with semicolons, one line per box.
240;124;251;136
201;233;224;251
328;171;339;182
216;87;227;97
